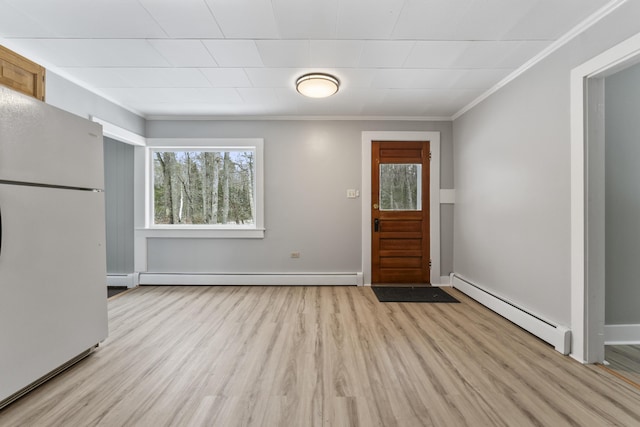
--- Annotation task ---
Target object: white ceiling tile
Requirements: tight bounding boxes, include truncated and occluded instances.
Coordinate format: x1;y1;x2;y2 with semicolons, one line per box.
497;41;551;68
372;69;464;89
450;41;518;69
205;0;279;39
108;87;243;104
371;69;424;89
451;1;534;40
404;42;470;68
310;41;364;68
200;68;252;87
375;88;479;116
359;41;415;68
114;68;212;88
504;0;610;40
362;90;435;116
346;87;388;106
202;40;264;67
141;103;254;116
336;0;406;39
331;69;376;89
58;68;134;88
148;40;218;67
4;0;166;38
245;68;304;88
0;0;613;117
237;88;280;104
441;89;484;108
272;0;338;39
451;69;512;90
5;39;171;67
451;41;550;69
0;1;55;37
137;0;223;38
391;0;535;40
256;41;310;68
391;0;470;40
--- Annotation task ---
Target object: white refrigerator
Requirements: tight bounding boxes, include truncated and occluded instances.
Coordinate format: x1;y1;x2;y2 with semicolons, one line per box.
0;86;108;407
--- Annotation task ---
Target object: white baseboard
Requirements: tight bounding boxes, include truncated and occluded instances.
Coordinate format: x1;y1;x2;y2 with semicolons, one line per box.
604;324;640;345
139;272;363;286
106;274;138;288
451;274;571;355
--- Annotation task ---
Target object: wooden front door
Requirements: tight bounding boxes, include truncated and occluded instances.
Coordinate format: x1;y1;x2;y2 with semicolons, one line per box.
371;141;430;284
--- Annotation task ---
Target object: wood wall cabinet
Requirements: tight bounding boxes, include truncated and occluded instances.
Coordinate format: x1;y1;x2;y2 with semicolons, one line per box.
0;45;45;101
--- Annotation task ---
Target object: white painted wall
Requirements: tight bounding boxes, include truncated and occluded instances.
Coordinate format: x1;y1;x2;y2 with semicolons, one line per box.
144;119;453;275
46;71;145;136
605;61;640;325
453;1;640;327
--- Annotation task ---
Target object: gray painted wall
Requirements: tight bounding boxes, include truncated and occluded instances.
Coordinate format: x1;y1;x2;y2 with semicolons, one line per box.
145;119;453;275
452;2;640;326
46;72;145;136
605;62;640;325
104;137;135;274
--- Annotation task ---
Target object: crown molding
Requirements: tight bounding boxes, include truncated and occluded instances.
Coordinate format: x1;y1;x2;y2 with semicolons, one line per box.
145;114;453;122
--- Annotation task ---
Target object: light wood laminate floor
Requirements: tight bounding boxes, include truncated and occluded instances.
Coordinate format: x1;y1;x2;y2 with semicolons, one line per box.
1;286;640;426
606;345;640;387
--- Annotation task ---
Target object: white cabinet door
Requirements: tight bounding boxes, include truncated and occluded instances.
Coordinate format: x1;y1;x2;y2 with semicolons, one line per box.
0;87;104;190
0;183;108;402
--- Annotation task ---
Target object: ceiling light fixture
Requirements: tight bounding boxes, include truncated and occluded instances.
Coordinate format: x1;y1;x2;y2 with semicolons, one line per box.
296;73;340;98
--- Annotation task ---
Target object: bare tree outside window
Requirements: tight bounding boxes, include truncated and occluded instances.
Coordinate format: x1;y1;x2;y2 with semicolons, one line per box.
153;150;255;225
379;163;422;211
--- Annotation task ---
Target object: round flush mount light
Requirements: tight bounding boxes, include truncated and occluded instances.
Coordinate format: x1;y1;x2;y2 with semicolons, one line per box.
296;73;340;98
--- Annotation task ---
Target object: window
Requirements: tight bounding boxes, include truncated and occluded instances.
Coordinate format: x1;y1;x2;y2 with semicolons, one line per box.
379;163;422;211
145;139;264;238
153;149;255;226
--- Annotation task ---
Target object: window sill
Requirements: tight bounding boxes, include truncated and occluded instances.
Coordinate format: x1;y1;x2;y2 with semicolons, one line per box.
135;227;265;239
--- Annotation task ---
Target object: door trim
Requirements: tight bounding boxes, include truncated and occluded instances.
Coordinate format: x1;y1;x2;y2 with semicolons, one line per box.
570;31;640;363
361;131;441;286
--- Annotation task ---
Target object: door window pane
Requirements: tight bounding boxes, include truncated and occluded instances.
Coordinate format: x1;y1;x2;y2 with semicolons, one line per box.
379;163;422;211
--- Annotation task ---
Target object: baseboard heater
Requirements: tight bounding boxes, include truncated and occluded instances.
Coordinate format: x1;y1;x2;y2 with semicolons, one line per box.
139;272;364;286
451;274;571;355
106;273;138;288
0;347;95;410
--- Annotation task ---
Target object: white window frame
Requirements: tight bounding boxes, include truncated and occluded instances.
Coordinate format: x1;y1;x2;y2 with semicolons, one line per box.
141;138;264;239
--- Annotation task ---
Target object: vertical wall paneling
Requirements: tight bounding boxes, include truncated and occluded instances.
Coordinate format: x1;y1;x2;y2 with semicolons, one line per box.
104;137;135;275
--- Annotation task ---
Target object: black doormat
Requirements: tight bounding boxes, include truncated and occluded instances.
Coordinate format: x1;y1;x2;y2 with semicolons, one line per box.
372;286;460;303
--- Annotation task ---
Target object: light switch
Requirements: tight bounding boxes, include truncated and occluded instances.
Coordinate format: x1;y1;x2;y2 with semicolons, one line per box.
347;189;358;198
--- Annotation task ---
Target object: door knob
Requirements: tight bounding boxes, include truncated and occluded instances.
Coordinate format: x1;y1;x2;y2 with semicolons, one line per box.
373;203;379;209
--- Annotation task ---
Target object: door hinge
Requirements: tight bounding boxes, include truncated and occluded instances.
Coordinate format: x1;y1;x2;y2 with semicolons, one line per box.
429;151;432;161
428;259;432;269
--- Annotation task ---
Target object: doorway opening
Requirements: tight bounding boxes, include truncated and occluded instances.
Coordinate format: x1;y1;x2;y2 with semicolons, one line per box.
571;32;640;363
